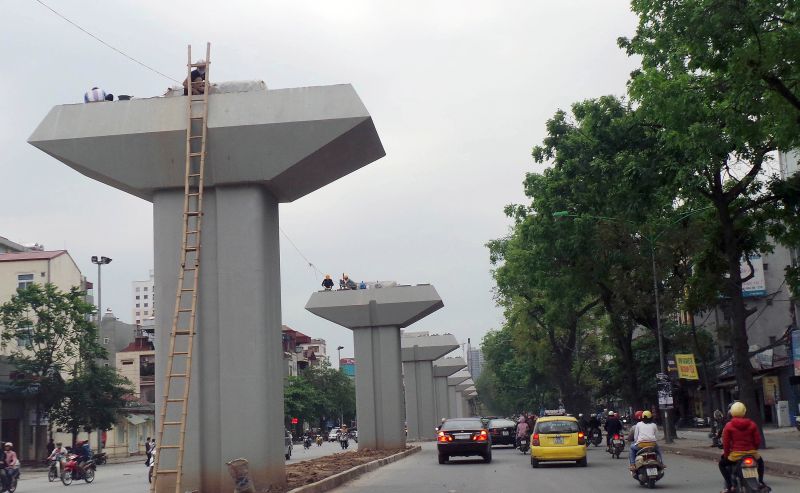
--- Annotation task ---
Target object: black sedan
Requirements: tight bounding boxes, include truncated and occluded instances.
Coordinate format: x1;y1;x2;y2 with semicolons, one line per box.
487;418;517;447
437;418;492;464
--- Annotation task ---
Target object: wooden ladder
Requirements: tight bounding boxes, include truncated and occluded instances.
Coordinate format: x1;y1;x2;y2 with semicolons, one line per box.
151;42;211;493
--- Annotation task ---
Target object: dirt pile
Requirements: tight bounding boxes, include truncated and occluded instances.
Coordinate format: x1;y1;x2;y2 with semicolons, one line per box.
269;447;409;492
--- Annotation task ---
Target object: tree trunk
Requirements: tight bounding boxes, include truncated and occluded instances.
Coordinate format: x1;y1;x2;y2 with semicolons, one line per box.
719;206;765;444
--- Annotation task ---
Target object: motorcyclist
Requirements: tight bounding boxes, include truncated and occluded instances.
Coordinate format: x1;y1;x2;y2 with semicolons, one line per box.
76;439;92;475
516;415;530;449
718;401;767;493
48;441;69;475
629;410;664;471
627;410;643;442
2;443;18;488
604;411;623;451
578;413;589;433
587;413;601;443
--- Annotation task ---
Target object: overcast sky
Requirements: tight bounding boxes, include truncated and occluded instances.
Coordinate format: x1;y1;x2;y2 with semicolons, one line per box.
1;0;639;363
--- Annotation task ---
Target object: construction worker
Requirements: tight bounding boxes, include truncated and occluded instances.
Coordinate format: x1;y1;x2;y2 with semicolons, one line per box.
322;275;334;291
183;59;207;95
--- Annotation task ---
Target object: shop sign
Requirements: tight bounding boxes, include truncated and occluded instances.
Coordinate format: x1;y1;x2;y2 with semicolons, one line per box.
741;255;767;297
762;375;780;406
656;373;673;409
792;330;800;377
674;354;699;380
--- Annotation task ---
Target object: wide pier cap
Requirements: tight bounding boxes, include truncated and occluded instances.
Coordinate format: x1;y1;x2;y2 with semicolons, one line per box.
401;332;458;362
447;369;470;386
305;285;443;329
433;356;467;377
456;378;474;392
28;84;385;203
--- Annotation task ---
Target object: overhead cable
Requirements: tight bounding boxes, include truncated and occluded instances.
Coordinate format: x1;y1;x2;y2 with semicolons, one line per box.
35;0;181;83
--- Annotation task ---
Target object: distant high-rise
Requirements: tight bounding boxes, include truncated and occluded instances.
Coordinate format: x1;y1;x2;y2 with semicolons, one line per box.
467;347;484;381
132;270;155;325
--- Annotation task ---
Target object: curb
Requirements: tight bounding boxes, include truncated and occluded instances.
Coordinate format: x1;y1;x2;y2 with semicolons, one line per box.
287;445;421;493
661;445;799;479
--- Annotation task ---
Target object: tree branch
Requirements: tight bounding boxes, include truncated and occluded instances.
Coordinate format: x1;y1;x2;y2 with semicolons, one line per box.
763;74;800;112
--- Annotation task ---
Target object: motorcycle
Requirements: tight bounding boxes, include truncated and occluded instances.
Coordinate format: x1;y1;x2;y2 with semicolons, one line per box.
60;454;96;485
588;428;602;447
339;433;350;450
518;436;529;454
631;444;664;489
730;455;771;493
47;458;60;482
608;433;624;459
303;436;312;450
0;467;19;493
92;452;108;465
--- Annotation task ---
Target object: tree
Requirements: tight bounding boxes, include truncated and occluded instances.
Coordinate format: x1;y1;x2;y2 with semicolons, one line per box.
622;0;800;439
49;364;134;447
0;283;96;459
283;361;356;430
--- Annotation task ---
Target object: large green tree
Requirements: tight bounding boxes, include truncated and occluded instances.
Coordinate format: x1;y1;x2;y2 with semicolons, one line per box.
622;0;800;438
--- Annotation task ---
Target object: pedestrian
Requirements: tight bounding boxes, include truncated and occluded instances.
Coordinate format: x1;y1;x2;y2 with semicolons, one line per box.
145;437;153;463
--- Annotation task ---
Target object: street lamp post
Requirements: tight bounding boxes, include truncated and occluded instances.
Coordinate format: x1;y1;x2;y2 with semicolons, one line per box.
90;256;112;324
337;346;345;368
553;207;713;444
336;346;345;426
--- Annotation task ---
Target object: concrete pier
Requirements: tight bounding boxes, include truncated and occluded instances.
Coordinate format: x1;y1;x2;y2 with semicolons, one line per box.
433;357;466;424
401;332;459;441
29;84;385;492
447;370;470;419
306;285;443;449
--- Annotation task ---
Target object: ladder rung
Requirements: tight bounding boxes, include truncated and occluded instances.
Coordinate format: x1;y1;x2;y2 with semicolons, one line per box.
156;469;178;474
185;246;198;251
174;331;194;336
190;116;204;120
166;398;186;403
162;422;184;427
170;373;188;378
185;211;201;216
188;173;201;178
176;308;193;312
189;62;209;67
159;444;181;449
189;152;204;157
189;135;203;139
172;352;190;356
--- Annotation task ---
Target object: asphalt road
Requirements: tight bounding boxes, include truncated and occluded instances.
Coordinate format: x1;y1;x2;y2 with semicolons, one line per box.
331;442;800;493
288;439;357;463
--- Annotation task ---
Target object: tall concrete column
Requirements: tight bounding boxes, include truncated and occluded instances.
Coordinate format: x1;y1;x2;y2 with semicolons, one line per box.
29;84;385;492
455;378;474;418
433;357;466;424
306;285;443;449
401;332;458;441
447;370;470;419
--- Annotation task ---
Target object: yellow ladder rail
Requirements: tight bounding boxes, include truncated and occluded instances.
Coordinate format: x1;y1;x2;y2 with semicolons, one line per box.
151;42;211;493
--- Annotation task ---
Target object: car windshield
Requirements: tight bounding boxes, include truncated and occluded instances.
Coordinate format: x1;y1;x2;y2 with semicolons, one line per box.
488;419;516;428
536;420;579;434
441;419;483;431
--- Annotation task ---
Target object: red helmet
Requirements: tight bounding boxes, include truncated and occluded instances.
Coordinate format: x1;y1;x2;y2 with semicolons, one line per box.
634;410;643;421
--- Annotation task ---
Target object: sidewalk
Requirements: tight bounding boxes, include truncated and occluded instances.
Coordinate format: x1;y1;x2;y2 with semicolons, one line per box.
659;427;800;479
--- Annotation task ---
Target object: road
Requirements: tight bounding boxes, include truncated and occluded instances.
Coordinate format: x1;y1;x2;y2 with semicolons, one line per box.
331;442;800;493
288;439;357;463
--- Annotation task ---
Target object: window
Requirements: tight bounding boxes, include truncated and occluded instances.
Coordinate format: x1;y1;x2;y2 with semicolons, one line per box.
136;311;141;316
136;287;140;292
17;274;34;290
135;295;140;300
143;311;149;315
144;303;148;307
103;337;110;345
144;295;148;300
136;303;140;308
535;420;580;434
16;322;33;347
144;287;148;291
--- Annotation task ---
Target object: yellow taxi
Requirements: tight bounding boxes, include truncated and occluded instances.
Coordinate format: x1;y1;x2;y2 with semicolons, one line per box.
530;412;587;468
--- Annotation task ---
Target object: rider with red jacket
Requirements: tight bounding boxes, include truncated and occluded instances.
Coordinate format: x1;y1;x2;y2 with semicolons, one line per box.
718;401;767;493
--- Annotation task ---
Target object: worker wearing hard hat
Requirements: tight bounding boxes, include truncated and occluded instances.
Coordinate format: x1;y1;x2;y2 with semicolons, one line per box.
183;59;207;96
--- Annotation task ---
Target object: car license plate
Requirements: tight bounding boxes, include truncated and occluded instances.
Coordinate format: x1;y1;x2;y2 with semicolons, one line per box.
455;433;471;440
742;467;758;479
553;436;564;445
647;467;658;477
502;431;509;436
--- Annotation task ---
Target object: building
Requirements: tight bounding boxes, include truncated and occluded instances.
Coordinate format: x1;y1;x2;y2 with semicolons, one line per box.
340;358;356;378
282;325;326;377
466;342;484;382
298;338;328;364
132;270;155;325
115;329;156;404
0;247;88;461
98;310;138;368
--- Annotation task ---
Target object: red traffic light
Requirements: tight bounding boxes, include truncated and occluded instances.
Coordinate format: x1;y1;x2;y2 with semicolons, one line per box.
291;418;299;424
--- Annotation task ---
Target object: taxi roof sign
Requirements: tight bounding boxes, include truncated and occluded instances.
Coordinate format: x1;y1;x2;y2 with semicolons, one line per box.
542;409;567;416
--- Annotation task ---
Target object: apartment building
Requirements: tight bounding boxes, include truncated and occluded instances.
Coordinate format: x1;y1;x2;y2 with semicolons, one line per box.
132;270;155;325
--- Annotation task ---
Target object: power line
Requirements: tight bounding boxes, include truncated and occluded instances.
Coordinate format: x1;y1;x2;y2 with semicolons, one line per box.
35;0;181;84
279;227;324;278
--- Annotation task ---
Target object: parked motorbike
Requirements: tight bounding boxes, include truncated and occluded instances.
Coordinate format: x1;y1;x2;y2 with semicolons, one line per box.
608;433;624;459
60;454;96;485
730;455;771;493
92;452;108;465
588;428;602;447
631;444;664;489
303;436;312;449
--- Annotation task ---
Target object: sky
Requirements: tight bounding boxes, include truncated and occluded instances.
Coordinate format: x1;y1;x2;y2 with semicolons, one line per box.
0;0;640;364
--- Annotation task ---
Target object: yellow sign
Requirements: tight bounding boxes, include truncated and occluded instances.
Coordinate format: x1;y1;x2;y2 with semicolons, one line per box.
675;354;699;380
